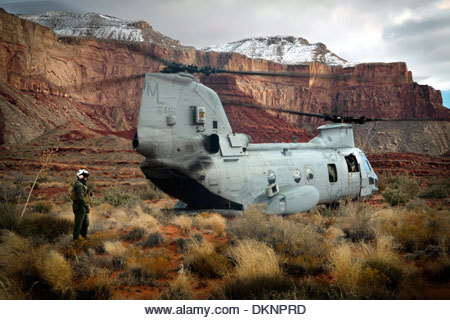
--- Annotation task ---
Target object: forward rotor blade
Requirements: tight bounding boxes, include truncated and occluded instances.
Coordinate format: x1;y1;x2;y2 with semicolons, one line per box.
54;73;147;93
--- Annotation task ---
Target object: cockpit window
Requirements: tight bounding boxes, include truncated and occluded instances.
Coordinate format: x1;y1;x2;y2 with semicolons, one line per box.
361;154;372;172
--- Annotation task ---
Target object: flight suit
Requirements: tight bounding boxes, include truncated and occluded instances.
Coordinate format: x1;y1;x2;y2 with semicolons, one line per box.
72;180;90;240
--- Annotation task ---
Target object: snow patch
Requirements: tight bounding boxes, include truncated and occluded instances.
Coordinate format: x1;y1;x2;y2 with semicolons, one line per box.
20;11;145;42
201;36;353;67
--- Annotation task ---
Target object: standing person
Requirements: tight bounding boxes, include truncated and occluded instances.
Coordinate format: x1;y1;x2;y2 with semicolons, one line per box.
72;169;90;241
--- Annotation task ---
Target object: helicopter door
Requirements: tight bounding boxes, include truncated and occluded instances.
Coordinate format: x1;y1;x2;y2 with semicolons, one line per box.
224;159;244;203
344;154;361;198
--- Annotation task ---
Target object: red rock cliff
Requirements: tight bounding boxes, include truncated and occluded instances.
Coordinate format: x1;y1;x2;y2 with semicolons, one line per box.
0;8;448;151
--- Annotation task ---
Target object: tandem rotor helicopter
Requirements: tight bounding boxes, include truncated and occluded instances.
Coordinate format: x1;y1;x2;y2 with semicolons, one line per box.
130;58;390;215
113;50;444;215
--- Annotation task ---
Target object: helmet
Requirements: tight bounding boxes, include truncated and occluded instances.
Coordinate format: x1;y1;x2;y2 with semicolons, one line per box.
77;169;89;180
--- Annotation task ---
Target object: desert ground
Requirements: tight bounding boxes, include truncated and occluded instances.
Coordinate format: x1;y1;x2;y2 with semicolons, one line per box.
0;135;449;300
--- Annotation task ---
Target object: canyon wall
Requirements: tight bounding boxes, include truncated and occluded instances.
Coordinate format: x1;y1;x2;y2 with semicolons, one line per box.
1;9;449;154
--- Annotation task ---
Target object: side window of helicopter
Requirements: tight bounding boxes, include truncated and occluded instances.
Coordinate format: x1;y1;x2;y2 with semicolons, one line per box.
293;169;301;183
345;155;359;173
327;164;338;183
213;120;218;129
305;167;314;184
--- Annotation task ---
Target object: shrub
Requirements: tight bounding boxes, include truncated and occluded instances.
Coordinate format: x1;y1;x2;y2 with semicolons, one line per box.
228;206;269;241
101;187;140;208
381;173;421;206
382;187;410;206
0;204;26;233
195;213;227;236
213;277;350;300
0;182;27;204
171;215;192;234
39;250;74;297
62;231;117;258
0;275;26;299
142;231;166;248
160;267;195;299
424;258;450;283
120;227;145;242
76;270;116;299
282;254;326;277
104;240;128;256
230;240;281;280
229;208;331;275
329;244;362;294
0;207;72;243
357;254;407;299
421;179;450;199
125;250;170;285
337;201;376;243
22;214;73;242
381;207;450;252
184;241;230;278
173;237;192;253
211;274;294;299
32;202;53;213
0;231;74;299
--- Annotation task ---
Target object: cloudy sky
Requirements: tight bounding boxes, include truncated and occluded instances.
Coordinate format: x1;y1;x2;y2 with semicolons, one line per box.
2;0;450;106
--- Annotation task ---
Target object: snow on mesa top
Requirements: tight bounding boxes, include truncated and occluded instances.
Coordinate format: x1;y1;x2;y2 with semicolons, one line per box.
19;11;180;46
201;36;350;66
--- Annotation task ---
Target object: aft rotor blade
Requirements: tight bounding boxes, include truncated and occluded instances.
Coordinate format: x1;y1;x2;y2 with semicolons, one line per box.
228;102;450;123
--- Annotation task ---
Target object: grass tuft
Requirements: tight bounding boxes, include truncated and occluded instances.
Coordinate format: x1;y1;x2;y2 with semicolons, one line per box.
184;241;230;278
195;213;227;236
142;231;166;248
160;267;195;299
32;202;53;213
171;215;192;234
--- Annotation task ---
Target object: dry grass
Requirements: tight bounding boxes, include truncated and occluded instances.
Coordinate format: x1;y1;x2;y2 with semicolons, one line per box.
337;201;376;242
0;231;74;298
329;234;416;298
125;249;170;283
142;230;166;248
39;250;74;297
329;243;362;294
228;206;269;241
90;205;159;232
0;231;34;275
76;269;117;299
195;213;227;236
184;241;230;278
104;240;128;256
380;172;421;206
380;206;450;252
230;239;281;280
160;267;195;299
171;215;192;234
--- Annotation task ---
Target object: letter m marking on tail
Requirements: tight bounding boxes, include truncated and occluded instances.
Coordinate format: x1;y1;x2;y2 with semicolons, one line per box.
146;81;163;104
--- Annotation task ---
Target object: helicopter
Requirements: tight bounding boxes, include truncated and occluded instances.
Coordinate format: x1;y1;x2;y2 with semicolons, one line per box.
131;64;383;214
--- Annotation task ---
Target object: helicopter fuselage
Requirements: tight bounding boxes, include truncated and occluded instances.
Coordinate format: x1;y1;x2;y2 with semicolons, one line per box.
133;72;378;214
